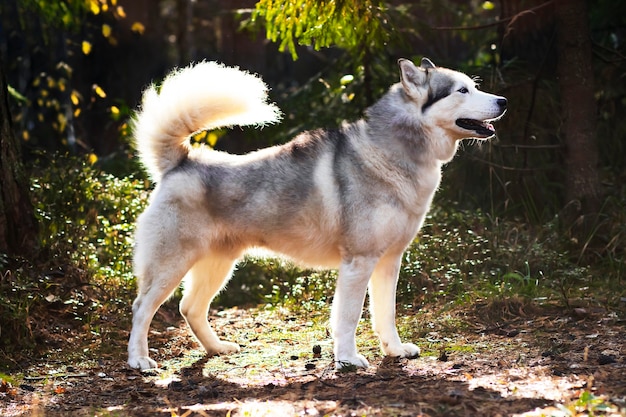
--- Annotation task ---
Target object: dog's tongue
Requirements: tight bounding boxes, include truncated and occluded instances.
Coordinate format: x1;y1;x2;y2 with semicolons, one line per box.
477;120;495;133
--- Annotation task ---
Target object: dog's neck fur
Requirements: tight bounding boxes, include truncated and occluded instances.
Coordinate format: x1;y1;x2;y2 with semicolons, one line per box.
364;83;459;165
341;84;460;217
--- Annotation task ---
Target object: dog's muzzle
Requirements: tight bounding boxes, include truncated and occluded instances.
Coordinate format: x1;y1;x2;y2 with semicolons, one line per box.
456;96;507;138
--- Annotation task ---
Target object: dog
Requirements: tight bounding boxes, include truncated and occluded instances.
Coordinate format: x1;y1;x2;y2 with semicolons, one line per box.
127;57;506;370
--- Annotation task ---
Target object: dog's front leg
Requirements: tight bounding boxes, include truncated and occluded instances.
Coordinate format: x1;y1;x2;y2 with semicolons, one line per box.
368;253;420;359
331;255;378;369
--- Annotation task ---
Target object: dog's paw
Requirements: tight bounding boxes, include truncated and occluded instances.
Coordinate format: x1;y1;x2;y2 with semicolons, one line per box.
382;342;420;359
335;353;369;370
128;356;158;370
210;341;240;355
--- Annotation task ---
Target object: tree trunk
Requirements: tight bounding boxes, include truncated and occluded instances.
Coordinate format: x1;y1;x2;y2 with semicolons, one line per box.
554;0;602;222
0;58;38;256
176;0;194;65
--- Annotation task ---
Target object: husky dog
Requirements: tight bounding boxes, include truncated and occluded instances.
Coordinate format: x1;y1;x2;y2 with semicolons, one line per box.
127;58;506;370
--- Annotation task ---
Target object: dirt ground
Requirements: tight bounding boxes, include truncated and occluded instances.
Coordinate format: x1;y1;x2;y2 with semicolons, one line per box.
1;304;625;416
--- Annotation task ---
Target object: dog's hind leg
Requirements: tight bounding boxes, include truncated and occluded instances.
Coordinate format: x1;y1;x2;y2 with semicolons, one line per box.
368;253;420;359
179;254;240;356
128;253;196;370
331;255;378;369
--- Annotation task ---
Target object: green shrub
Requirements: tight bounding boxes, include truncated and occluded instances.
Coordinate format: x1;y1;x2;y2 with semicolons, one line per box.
400;202;594;310
0;154;149;359
219;257;337;313
398;204;493;308
31;154;149;284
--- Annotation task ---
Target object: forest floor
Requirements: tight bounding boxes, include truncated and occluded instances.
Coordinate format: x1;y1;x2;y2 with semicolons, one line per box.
1;300;625;416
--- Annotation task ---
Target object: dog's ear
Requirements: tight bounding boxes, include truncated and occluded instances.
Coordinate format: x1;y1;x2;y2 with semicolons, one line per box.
398;58;428;99
420;57;436;69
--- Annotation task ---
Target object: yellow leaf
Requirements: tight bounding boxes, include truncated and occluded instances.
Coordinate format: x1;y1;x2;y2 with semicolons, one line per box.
207;132;219;147
22;130;30;141
191;132;203;143
70;90;80;106
74;108;81;118
340;74;354;85
82;40;92;55
116;6;126;18
102;24;112;38
87;153;98;165
131;22;145;35
482;1;495;10
93;84;106;98
88;0;99;15
110;105;121;119
57;113;67;132
111;0;117;5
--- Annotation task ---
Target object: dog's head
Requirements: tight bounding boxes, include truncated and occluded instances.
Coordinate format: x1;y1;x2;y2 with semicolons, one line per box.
398;58;507;141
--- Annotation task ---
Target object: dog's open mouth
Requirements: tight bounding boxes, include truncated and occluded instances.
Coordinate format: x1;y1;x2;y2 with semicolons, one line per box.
455;118;496;137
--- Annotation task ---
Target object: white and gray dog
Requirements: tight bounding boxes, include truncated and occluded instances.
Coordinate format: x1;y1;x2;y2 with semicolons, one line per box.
127;57;506;370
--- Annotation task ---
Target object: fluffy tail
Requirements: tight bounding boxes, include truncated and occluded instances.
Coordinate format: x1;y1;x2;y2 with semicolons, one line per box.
132;61;281;182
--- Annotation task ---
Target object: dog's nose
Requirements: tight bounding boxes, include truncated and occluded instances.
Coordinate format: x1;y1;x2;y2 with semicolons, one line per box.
497;97;507;110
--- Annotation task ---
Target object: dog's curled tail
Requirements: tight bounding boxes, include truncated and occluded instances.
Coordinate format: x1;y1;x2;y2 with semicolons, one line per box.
133;61;281;182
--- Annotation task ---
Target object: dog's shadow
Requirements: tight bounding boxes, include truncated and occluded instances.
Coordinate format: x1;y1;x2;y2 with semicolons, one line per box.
142;354;549;415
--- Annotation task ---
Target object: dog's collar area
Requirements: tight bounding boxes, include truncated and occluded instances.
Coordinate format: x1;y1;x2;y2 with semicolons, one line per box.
455;118;495;137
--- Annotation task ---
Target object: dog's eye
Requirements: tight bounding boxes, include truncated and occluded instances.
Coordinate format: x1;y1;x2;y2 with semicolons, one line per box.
458;87;469;94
